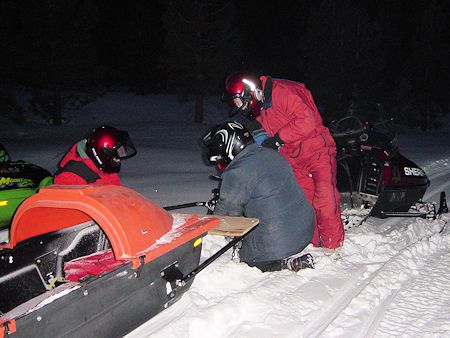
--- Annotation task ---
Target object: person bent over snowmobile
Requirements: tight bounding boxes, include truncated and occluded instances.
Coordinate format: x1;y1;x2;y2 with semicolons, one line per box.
222;72;344;251
0;143;53;233
202;121;315;272
54;125;137;185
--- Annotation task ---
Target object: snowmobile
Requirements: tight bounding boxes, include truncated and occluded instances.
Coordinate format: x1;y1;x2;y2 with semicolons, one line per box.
0;160;53;234
0;184;258;338
329;103;431;218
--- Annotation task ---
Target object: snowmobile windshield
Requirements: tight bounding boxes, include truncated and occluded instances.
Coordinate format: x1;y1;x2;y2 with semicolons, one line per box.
348;102;386;123
0;144;10;165
331;116;365;138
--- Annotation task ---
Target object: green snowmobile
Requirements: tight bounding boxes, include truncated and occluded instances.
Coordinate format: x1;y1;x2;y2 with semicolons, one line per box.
0;143;53;234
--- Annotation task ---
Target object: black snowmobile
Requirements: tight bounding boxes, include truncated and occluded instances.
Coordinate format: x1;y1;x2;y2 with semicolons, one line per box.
328;103;432;218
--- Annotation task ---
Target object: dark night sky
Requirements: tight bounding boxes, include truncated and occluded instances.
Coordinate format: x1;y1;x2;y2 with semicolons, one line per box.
0;0;449;128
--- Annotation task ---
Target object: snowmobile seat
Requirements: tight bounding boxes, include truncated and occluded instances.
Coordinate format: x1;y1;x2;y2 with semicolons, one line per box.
63;248;126;282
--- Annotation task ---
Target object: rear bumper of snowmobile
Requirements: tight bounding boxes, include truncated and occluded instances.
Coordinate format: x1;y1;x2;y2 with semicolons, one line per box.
370;182;429;216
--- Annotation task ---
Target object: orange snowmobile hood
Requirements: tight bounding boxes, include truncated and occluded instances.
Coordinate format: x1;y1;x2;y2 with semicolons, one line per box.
0;185;219;268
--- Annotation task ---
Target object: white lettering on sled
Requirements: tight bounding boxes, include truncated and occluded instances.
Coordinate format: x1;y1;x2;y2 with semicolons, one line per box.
403;167;425;177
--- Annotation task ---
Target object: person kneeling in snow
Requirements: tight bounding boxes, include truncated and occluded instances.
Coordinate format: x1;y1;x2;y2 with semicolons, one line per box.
54;125;136;185
202;121;315;272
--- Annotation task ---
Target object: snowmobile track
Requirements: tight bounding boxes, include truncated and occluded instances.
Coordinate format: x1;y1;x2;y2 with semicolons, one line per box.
313;216;448;337
298;265;368;337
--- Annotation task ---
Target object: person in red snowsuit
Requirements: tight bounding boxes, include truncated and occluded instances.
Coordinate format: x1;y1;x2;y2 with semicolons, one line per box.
54;125;136;186
222;72;344;249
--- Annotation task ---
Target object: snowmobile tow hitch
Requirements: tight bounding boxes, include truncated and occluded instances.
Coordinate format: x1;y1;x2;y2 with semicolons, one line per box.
161;191;254;291
163;188;220;213
160;232;253;294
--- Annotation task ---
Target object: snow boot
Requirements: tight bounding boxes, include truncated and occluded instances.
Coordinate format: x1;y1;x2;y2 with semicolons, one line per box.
438;192;448;215
283;253;315;272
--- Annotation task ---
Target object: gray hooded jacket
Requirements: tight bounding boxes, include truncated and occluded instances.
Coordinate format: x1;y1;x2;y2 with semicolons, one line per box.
214;143;314;263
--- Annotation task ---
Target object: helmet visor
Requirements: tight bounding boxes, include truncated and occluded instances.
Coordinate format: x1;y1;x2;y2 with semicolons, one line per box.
102;131;137;161
227;96;251;117
203;130;227;166
114;131;137;159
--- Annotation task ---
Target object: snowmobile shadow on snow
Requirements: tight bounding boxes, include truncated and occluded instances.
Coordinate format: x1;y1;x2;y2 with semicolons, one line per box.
328;103;436;220
0;185;258;338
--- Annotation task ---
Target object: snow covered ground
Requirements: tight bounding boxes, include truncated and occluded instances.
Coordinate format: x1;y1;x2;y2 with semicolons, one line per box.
1;91;449;337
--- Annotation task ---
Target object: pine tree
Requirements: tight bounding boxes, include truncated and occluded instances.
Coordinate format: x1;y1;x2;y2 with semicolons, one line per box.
394;0;450;130
159;0;242;122
300;0;385;122
1;1;99;124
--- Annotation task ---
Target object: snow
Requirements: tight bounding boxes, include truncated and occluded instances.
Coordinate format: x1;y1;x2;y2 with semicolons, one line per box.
1;91;449;337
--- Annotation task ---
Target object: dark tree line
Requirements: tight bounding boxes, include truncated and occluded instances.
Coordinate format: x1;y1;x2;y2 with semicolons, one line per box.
0;0;449;129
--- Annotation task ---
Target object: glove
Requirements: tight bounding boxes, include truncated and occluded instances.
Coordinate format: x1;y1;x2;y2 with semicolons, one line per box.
205;188;220;214
205;199;217;213
262;133;284;151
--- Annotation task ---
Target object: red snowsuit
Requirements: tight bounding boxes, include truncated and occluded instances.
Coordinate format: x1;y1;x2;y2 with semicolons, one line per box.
256;76;344;249
54;142;122;186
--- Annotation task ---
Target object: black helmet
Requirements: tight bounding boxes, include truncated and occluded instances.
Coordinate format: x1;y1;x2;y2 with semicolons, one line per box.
0;143;10;166
202;121;254;170
85;125;137;173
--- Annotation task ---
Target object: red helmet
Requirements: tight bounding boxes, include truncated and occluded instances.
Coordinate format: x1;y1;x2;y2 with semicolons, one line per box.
85;125;136;173
221;72;264;119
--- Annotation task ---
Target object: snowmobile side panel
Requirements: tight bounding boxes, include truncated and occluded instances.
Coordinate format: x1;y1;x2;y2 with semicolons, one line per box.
0;161;53;231
0;189;38;230
2;236;204;338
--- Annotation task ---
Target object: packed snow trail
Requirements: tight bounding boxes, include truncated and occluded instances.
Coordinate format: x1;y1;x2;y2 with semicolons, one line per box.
302;166;450;337
319;217;448;337
374;245;450;337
